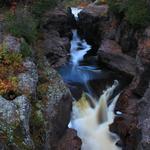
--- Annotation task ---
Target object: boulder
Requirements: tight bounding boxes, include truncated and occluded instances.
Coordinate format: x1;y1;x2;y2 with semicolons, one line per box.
40;30;70;68
3;35;21;52
116;21;137;56
18;59;38;96
35;58;72;149
110;88;140;150
38;8;74;67
98;50;136;78
110;26;150;150
0;95;34;149
42;9;73;38
78;5;108;49
56;128;82;150
99;39;122;53
137;83;150;150
133;38;150;96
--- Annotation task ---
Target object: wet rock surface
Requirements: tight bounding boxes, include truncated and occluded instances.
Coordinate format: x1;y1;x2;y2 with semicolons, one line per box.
110;26;150;150
30;58;73;149
40;30;70;67
98;51;136;78
56;128;82;150
137;83;150;150
78;4;150;150
39;9;73;67
78;5;108;50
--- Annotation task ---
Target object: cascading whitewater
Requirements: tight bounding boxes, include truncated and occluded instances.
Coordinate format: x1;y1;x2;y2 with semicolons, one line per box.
70;80;121;150
70;29;91;66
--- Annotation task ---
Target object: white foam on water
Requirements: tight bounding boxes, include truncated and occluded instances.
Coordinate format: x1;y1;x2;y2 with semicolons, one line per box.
71;80;121;150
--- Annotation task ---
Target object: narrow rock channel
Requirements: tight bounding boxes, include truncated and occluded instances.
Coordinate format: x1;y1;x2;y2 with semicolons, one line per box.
58;8;126;150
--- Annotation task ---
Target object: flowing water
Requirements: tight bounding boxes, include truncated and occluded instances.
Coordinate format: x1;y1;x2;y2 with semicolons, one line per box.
58;7;122;150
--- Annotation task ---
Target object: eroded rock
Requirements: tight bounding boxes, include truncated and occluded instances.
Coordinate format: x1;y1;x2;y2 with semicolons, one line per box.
4;35;21;52
78;4;108;49
18;59;38;96
98;51;136;78
0;95;34;149
56;128;82;150
137;83;150;150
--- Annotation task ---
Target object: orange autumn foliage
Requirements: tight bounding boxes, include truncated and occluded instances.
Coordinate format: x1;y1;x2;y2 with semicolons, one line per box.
0;47;25;95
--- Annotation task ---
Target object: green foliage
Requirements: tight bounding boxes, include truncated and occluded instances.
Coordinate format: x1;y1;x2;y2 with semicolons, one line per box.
20;40;32;58
108;0;127;13
32;0;59;18
126;0;150;26
108;0;150;27
62;0;82;7
5;9;38;43
0;45;24;96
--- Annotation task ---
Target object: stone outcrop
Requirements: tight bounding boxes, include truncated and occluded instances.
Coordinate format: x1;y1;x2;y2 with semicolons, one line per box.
3;35;21;52
40;30;70;67
43;60;72;149
110;26;150;150
42;9;73;38
78;4;108;50
0;95;34;149
38;9;73;68
98;39;136;78
18;58;38;96
78;4;149;150
137;83;150;150
56;128;82;150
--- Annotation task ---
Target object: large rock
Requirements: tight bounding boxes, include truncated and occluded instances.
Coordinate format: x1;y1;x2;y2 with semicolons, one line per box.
3;35;21;52
116;21;138;56
18;59;38;96
56;128;82;150
39;8;72;67
110;27;150;150
98;45;136;78
99;39;122;53
137;83;150;150
133;38;150;96
78;5;108;50
0;95;34;149
110;87;140;150
34;58;72;149
41;30;70;67
42;9;73;38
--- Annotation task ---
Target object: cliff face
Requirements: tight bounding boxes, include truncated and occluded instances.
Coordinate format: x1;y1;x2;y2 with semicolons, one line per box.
77;4;150;150
0;8;81;150
0;1;150;150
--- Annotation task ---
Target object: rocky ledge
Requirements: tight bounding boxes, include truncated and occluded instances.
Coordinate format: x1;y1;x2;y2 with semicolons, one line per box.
37;8;75;68
78;4;150;150
0;29;80;149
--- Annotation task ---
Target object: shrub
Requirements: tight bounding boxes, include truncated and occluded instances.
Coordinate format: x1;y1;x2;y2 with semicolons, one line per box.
32;0;59;18
5;9;38;43
0;46;24;96
20;40;32;58
0;77;18;96
126;0;150;26
108;0;150;27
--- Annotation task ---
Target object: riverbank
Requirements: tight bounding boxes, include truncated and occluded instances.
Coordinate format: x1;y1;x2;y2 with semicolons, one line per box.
0;1;150;150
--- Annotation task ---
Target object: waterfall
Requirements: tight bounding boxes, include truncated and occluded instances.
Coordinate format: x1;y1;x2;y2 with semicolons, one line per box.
70;29;91;66
70;80;121;150
61;8;122;150
71;7;82;20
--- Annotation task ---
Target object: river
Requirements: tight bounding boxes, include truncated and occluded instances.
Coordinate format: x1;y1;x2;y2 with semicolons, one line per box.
57;7;126;150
